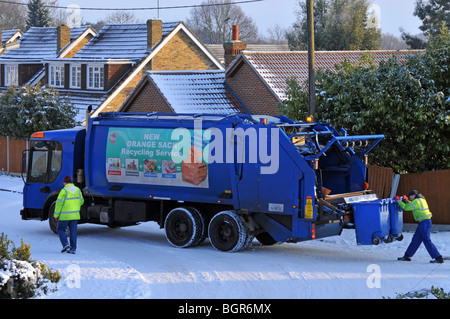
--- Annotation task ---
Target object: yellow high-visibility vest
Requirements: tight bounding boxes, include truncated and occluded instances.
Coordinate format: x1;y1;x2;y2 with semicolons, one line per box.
398;197;432;222
54;183;84;221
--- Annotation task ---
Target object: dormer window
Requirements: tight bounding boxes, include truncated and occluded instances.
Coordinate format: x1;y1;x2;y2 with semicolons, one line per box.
87;65;104;90
49;65;65;88
70;65;81;89
5;65;18;86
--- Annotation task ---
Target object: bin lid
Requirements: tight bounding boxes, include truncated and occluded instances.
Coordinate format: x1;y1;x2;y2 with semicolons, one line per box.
344;194;377;204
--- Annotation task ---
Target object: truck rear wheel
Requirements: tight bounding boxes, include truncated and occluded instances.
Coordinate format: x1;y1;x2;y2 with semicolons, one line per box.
208;211;250;252
164;207;205;248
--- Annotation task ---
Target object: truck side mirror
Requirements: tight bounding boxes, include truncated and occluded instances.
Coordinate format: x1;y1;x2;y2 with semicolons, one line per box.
21;150;29;185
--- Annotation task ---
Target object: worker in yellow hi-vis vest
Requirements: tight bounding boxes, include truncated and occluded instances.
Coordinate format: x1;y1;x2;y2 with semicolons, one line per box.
396;190;443;264
54;176;84;254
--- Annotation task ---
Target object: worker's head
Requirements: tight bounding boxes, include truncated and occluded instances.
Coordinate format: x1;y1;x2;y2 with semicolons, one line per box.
407;189;419;200
63;176;72;185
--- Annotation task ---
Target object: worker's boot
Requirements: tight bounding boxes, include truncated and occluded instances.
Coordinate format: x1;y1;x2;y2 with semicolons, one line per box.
398;255;411;261
430;256;444;264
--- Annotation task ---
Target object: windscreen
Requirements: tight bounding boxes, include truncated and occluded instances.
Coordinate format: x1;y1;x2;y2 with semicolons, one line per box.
27;141;63;184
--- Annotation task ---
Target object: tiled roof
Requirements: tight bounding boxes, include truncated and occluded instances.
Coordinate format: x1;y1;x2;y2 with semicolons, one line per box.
233;50;424;100
58;90;108;123
1;29;22;45
0;26;92;61
146;70;241;114
207;44;290;64
73;22;180;61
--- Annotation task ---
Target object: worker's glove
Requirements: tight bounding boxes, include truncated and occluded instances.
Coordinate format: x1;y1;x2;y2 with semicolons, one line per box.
394;196;400;202
402;195;408;202
55;218;58;222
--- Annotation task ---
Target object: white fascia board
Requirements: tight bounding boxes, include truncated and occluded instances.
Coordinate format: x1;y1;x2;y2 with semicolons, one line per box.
58;28;97;59
90;23;223;119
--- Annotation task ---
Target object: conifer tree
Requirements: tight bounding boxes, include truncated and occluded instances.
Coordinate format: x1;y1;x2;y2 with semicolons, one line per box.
26;0;51;29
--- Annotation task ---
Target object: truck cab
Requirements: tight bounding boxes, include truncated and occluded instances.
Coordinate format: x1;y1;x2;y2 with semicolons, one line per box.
21;128;85;223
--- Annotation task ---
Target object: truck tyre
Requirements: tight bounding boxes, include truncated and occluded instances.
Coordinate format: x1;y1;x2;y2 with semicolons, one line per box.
208;211;250;252
48;202;69;237
164;207;205;248
48;202;58;235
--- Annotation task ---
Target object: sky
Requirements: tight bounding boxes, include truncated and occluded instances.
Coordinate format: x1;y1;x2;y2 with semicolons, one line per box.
56;0;423;38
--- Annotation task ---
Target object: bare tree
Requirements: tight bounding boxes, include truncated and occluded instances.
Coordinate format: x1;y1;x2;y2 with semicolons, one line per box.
186;0;259;44
0;0;27;30
381;33;408;50
265;24;288;44
104;11;142;24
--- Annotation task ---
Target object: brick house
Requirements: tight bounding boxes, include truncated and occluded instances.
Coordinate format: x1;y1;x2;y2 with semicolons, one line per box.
0;25;96;90
119;70;244;114
45;19;224;122
225;49;424;116
120;25;423;117
0;29;22;56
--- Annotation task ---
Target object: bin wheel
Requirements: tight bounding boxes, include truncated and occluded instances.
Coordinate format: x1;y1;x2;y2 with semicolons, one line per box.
397;234;404;242
385;235;394;243
208;211;250;252
372;237;381;245
164;207;205;248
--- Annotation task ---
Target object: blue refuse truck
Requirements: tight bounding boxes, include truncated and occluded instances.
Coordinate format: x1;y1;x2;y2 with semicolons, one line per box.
20;112;401;252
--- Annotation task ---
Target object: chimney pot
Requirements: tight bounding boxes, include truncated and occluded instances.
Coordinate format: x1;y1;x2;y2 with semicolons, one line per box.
232;25;239;41
223;25;246;67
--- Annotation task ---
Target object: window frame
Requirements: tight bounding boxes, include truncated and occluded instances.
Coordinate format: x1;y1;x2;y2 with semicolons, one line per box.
49;64;65;88
5;64;18;86
70;65;82;89
87;65;104;90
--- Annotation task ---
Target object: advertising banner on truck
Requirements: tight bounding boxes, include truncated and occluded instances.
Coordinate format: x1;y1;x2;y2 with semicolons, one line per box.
105;127;209;188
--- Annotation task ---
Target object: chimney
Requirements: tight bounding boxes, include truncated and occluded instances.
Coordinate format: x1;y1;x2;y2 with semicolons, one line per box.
223;25;247;67
147;19;163;50
57;24;71;52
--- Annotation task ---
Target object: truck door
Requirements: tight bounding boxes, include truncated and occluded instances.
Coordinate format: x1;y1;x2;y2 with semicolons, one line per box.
22;140;63;219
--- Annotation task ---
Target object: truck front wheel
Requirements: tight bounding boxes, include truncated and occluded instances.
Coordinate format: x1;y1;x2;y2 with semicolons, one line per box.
208;211;250;252
164;207;205;248
48;202;58;235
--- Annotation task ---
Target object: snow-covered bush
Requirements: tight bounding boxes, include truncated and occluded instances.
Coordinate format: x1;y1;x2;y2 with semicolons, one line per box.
0;233;61;299
0;85;76;140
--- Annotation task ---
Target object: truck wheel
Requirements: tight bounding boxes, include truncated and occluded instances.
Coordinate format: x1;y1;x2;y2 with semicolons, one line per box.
208;211;250;252
48;202;58;235
164;207;204;248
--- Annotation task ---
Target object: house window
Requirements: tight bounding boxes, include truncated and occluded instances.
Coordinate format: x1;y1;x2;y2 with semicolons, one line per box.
49;65;65;87
70;66;81;88
87;66;104;89
5;65;18;86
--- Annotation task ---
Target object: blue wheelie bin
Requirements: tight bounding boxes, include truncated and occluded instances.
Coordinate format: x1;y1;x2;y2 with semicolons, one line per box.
388;198;403;242
352;199;390;245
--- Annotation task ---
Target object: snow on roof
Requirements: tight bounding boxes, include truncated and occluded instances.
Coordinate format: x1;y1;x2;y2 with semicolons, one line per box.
73;22;180;61
0;26;92;61
1;29;22;45
58;90;108;123
147;70;241;114
232;50;424;100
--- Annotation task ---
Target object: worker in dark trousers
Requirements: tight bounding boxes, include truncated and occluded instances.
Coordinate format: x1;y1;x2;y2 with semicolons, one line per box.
396;190;444;264
54;176;84;254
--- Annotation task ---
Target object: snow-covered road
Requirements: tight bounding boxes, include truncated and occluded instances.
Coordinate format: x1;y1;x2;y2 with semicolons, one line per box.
1;175;448;299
